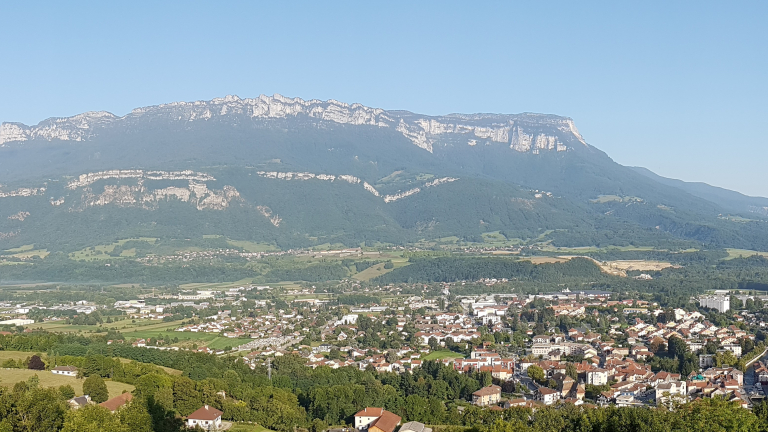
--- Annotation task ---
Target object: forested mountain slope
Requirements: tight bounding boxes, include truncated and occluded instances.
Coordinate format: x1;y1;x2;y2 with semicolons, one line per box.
1;94;766;251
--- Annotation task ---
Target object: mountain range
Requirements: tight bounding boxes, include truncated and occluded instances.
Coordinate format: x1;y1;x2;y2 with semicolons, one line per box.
1;94;766;252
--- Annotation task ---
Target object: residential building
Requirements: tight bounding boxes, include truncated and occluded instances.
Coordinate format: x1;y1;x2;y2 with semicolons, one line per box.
472;385;502;406
52;366;78;377
99;393;133;412
699;295;729;313
354;408;401;432
536;387;561;405
587;368;608;386
186;405;223;430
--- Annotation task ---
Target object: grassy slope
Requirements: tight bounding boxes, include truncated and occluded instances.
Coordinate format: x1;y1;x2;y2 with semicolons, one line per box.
0;369;133;398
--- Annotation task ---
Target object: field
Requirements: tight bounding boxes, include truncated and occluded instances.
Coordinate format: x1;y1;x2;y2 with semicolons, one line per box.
1;244;49;259
115;319;251;350
539;244;656;254
226;240;278;253
353;257;410;281
68;237;157;261
0;351;39;362
523;256;571;264
724;248;768;260
597;260;678;277
0;369;133;398
421;350;465;360
30;318;251;351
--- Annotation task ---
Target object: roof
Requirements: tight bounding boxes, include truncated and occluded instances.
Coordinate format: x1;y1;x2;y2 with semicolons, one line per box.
70;396;90;406
355;407;384;417
370;410;401;432
53;366;78;371
473;385;501;397
538;387;559;395
400;421;432;432
99;392;133;412
187;405;223;421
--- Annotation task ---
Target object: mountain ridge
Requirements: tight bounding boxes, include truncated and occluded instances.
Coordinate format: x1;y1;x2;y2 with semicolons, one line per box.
1;94;767;252
0;94;586;155
630;166;768;213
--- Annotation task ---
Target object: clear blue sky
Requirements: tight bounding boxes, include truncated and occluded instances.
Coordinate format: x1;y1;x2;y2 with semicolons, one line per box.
1;1;766;196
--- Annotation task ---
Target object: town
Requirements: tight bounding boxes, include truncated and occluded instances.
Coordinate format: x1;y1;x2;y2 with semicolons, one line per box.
6;280;768;413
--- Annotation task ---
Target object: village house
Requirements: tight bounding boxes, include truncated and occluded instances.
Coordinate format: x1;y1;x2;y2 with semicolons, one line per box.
99;392;133;412
536;387;561;405
186;405;223;430
472;385;502;406
52;366;78;377
354;408;402;432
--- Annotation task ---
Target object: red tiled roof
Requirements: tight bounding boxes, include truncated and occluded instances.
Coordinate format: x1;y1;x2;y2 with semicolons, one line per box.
473;385;501;396
370;410;401;432
99;392;133;412
187;405;223;421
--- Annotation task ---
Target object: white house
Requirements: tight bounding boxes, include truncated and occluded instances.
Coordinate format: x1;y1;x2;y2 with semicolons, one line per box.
536;387;561;405
52;366;78;377
656;381;687;406
586;369;608;386
186;405;223;430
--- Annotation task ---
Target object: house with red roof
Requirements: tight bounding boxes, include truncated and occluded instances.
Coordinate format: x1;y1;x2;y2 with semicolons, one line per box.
186;405;223;430
354;408;401;432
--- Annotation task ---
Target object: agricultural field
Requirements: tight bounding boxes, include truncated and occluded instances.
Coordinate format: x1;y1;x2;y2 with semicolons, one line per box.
539;243;656;254
724;248;768;260
68;237;158;261
523;256;571;264
1;244;49;259
116;319;251;350
353;258;410;281
0;369;133;399
29;317;252;351
226;240;278;253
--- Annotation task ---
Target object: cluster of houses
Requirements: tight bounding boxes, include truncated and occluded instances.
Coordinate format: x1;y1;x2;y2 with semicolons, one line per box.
175;310;302;341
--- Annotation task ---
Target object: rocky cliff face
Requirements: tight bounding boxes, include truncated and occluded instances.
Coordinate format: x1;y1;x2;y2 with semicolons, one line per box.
0;94;587;154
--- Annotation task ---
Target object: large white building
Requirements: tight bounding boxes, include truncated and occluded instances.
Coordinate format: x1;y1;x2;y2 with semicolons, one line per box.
699;295;729;313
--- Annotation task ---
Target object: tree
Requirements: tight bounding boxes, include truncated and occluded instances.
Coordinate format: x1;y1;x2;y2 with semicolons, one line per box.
565;363;578;380
117;398;154;432
704;340;719;354
83;375;109;403
668;336;689;360
173;376;202;416
26;374;39;390
16;387;68;432
328;348;341;360
527;365;545;383
27;355;45;371
61;404;128;432
59;384;76;400
428;336;440;351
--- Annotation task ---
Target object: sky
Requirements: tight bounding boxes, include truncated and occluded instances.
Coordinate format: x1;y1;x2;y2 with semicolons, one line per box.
1;1;766;196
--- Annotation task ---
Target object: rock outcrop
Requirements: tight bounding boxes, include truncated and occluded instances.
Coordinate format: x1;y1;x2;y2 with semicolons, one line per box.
0;94;587;155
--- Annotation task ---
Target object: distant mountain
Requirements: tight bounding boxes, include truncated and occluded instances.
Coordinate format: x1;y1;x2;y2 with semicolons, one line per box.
1;94;767;251
630;166;768;217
